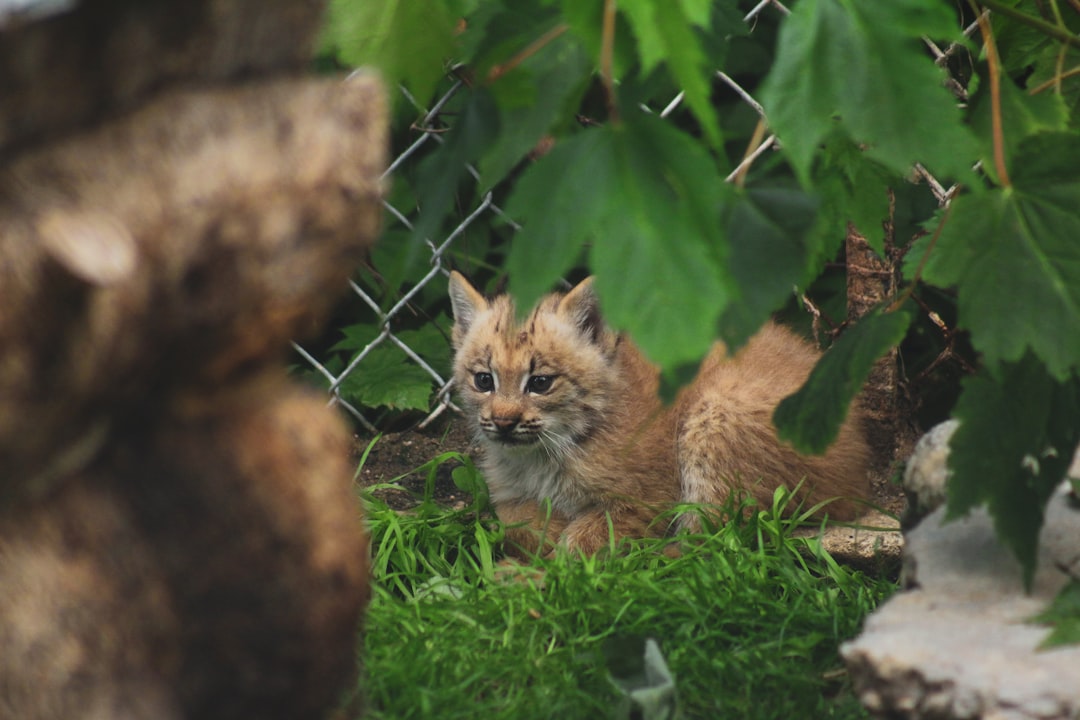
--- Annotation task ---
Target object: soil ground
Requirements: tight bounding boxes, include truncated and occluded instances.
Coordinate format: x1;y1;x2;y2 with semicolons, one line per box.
351;417;479;511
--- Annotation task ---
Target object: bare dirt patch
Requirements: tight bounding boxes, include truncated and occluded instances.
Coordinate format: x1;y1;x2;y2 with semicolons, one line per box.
351;418;479;511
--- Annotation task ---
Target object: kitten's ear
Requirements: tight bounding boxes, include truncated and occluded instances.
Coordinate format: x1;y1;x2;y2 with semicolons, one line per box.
558;276;611;347
448;271;488;347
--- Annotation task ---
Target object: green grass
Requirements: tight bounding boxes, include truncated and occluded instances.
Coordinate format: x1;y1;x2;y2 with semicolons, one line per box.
351;451;896;719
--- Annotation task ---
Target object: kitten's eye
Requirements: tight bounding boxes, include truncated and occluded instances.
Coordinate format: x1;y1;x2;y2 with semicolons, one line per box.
473;372;494;392
526;375;554;394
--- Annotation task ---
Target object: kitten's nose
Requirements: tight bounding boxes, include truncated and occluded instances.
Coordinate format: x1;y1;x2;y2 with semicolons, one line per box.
491;415;519;433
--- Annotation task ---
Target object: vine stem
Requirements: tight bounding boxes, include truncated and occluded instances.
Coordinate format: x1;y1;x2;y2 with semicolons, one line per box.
601;0;620;124
486;24;568;83
971;1;1011;188
1030;65;1080;94
1048;0;1068;95
732;118;768;189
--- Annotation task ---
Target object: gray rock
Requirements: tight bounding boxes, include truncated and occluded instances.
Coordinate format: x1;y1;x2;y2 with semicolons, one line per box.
842;483;1080;719
901;420;1080;526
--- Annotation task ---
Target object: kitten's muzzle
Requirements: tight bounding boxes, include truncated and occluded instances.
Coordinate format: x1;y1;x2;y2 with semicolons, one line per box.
491;415;520;433
486;415;538;445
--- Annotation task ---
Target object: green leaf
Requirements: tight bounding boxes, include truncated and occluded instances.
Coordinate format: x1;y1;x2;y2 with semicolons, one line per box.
1024;41;1080;119
719;187;819;348
620;0;666;73
592;209;724;367
459;0;558;69
1033;580;1080;649
330;321;451;376
946;354;1080;588
774;308;912;454
321;0;456;106
480;28;592;186
508;115;731;369
760;0;975;184
339;345;435;411
992;1;1062;76
396;324;454;377
967;74;1069;184
411;88;500;249
921;133;1080;380
589;116;731;368
814;132;897;256
620;0;722;147
330;322;381;354
504;129;617;312
451;462;488;504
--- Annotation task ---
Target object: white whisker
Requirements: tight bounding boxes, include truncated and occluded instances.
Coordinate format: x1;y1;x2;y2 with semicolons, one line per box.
539;427;576;464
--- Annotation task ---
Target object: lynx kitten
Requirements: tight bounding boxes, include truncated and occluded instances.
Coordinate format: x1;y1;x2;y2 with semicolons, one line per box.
449;272;871;557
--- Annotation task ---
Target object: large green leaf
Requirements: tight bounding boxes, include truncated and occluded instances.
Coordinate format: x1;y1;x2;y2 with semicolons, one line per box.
719;188;819;348
321;0;457;106
589;116;731;368
559;0;639;81
411;89;501;246
339;345;436;412
760;0;976;184
967;75;1068;185
504;128;619;312
813;132;897;257
921;133;1080;380
506;115;731;368
946;354;1080;588
620;0;721;147
774;309;912;454
459;0;558;69
479;27;593;186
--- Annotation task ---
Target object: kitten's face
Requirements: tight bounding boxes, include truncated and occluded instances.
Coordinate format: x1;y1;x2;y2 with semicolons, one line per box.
448;273;617;454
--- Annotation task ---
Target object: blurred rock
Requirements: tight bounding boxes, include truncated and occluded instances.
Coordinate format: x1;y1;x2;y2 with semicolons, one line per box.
0;0;327;152
0;2;384;718
0;74;386;493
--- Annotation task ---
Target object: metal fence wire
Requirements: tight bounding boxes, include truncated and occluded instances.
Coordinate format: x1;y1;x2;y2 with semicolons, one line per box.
292;0;975;432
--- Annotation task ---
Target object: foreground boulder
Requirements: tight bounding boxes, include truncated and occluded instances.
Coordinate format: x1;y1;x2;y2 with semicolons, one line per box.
843;424;1080;720
0;2;385;717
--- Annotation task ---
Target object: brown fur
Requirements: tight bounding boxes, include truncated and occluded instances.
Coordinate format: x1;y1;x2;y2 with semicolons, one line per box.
449;272;872;556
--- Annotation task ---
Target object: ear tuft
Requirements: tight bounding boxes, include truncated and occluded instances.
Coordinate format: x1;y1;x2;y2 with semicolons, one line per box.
557;277;609;346
448;271;488;348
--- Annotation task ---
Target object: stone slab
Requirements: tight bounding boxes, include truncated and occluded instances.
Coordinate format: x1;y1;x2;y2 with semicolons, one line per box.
842;484;1080;719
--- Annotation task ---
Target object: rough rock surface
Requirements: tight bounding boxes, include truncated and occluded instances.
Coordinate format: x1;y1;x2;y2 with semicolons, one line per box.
843;469;1080;719
901;419;959;527
811;510;903;575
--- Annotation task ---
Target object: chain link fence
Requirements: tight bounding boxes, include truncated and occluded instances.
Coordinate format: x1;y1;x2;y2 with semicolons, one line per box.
293;0;974;433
